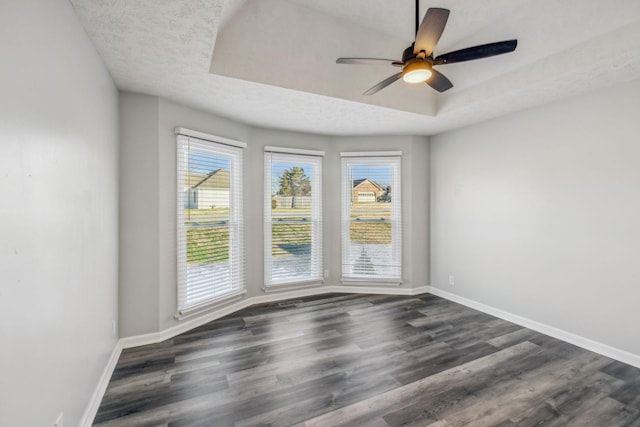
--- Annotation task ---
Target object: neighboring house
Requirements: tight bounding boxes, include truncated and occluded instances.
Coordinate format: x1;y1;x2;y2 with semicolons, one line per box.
352;178;385;202
184;169;230;209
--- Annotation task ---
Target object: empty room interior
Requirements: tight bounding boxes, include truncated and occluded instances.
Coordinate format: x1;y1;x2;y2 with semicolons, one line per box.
3;0;640;426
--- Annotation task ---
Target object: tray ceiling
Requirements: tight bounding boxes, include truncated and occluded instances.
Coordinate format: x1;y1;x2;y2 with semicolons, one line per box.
70;0;640;135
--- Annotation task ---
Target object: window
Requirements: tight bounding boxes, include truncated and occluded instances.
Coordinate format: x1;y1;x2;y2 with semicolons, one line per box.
341;153;402;282
264;147;323;287
176;130;245;316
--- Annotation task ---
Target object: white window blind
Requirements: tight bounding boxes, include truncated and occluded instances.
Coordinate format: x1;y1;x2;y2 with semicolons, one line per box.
264;148;323;286
341;154;402;281
177;134;245;315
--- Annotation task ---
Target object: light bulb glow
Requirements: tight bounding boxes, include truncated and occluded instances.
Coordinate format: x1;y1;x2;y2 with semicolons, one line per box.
402;62;433;83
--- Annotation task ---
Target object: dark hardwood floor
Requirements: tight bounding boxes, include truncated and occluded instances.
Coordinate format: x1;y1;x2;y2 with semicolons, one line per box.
93;293;640;426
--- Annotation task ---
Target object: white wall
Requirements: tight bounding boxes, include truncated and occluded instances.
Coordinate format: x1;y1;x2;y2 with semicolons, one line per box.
0;1;119;426
430;79;640;358
119;96;430;336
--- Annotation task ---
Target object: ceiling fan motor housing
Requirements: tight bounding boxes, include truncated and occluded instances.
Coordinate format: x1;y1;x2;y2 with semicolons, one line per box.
402;44;430;64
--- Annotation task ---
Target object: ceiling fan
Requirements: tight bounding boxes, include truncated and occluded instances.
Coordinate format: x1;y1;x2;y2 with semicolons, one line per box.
336;1;517;95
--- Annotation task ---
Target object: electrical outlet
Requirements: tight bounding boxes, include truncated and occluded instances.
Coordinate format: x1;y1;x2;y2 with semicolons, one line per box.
324;269;329;278
55;412;63;427
448;275;455;286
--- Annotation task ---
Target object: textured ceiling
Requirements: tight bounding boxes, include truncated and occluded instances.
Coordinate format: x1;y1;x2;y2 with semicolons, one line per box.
69;0;640;135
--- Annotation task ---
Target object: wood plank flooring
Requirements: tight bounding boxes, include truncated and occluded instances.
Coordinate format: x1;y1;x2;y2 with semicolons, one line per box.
93;293;640;426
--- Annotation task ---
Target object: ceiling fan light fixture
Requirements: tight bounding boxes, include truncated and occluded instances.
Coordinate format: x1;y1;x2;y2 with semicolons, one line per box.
402;61;432;83
335;5;517;95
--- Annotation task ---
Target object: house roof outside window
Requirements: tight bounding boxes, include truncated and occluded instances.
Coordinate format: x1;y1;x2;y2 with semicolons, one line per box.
352;178;384;191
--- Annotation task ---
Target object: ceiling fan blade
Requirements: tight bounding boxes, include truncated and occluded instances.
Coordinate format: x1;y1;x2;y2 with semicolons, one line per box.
426;69;453;93
363;73;403;95
434;40;517;65
336;58;398;65
414;8;450;56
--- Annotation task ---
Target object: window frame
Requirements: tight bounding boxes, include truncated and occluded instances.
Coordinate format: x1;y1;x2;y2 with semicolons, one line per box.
264;146;324;288
340;152;402;284
176;129;246;318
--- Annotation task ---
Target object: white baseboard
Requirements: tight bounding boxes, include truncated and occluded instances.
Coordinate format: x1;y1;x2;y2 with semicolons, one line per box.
80;340;123;427
120;285;431;349
337;284;430;296
429;286;640;369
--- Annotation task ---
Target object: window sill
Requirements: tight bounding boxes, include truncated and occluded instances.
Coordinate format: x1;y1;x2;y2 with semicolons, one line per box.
262;279;325;293
175;289;247;320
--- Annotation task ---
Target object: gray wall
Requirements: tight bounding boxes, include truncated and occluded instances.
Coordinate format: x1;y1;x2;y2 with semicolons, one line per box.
119;93;160;337
118;96;430;336
0;1;119;426
158;99;252;331
243;126;332;310
331;135;430;290
430;79;640;357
